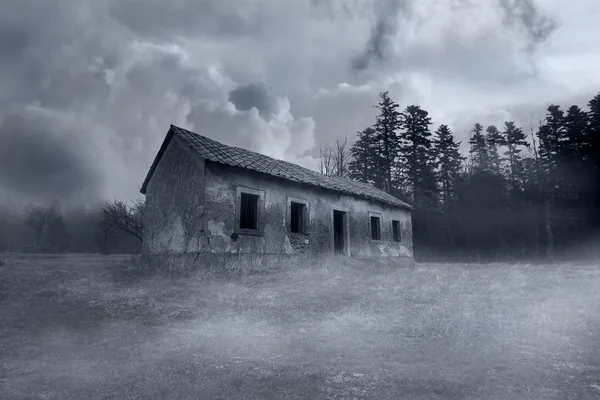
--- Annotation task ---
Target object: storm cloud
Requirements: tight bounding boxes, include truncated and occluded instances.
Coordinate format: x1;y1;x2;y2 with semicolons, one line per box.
499;0;560;49
0;0;597;207
350;0;559;73
228;83;281;119
0;109;103;206
351;0;413;72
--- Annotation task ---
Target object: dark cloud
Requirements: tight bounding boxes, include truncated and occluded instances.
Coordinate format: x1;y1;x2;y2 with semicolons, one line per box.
228;82;280;119
0;24;29;59
187;84;317;166
351;0;412;72
0;1;128;116
350;0;558;74
0;0;593;207
498;0;559;50
0;112;102;205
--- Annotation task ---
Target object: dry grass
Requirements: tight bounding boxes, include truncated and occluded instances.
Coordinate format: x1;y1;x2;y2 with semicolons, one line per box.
1;254;600;399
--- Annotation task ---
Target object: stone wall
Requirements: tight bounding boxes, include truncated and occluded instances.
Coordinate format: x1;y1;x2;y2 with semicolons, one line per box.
200;162;413;259
143;135;206;253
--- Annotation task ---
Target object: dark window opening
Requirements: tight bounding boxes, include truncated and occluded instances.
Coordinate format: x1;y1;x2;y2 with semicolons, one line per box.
371;216;381;240
392;220;401;242
334;210;346;254
240;193;259;230
290;202;306;234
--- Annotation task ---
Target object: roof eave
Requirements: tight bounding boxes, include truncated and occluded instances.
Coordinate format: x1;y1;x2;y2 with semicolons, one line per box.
202;159;412;210
140;125;413;211
139;125;177;195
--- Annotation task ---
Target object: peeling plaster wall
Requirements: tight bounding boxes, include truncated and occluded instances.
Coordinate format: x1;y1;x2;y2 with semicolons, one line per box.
201;162;413;259
143;136;206;254
143;143;414;262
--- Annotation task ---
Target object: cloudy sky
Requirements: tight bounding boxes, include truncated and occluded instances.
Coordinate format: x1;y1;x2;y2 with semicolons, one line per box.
0;0;599;207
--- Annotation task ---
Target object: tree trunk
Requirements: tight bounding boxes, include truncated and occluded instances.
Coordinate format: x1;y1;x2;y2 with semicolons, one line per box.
544;198;554;262
533;201;540;262
444;193;453;249
101;229;112;255
35;232;42;249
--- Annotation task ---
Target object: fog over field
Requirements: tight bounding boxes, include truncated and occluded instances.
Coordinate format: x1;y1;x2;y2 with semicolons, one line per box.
1;255;600;399
1;1;600;398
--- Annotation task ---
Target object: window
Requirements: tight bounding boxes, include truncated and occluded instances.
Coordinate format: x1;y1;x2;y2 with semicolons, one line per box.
392;220;401;242
290;202;306;233
287;197;309;234
370;215;381;240
240;193;259;229
235;187;265;235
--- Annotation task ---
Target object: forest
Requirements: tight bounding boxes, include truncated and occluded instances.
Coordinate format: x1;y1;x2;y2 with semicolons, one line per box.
1;92;599;262
320;91;600;262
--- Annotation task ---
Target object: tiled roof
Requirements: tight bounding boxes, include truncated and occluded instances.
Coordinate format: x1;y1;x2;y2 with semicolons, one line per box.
141;125;412;209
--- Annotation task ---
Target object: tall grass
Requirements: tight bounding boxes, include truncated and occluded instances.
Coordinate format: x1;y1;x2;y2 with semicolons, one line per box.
1;254;599;399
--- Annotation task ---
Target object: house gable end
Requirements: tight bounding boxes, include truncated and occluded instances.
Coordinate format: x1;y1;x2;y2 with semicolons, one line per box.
140;127;206;194
140;127;176;195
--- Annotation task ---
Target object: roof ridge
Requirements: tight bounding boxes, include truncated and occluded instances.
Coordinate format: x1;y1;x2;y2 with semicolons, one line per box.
157;125;412;209
171;124;332;177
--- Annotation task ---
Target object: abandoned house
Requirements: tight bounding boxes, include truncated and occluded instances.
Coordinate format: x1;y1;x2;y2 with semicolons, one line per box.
140;125;414;264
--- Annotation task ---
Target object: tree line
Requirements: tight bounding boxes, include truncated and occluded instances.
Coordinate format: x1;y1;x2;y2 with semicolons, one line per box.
2;92;598;261
0;200;144;254
319;91;600;262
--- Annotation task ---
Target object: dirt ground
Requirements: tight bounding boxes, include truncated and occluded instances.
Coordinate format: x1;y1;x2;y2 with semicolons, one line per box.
1;254;600;399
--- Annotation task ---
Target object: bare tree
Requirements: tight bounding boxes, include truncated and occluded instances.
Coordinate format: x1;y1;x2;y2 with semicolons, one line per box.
320;138;351;177
95;222;114;255
319;145;336;176
98;199;144;242
334;137;351;177
44;205;69;252
24;206;49;248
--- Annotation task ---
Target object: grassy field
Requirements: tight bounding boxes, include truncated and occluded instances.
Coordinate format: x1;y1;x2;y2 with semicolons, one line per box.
1;254;600;399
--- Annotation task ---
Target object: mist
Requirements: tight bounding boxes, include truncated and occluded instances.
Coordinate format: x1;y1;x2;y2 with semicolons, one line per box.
1;1;600;397
3;256;600;398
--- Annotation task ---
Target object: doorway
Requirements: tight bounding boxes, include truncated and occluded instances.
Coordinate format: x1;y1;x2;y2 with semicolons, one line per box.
333;210;347;255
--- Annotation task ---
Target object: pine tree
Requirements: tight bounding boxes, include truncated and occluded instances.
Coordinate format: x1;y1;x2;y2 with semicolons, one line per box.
348;127;378;184
564;105;589;160
561;105;590;212
399;105;436;205
537;105;567;184
468;123;489;171
535;106;567;262
587;93;600;173
485;125;505;176
433;125;465;206
502;121;530;193
373;92;402;193
399;105;437;253
433;125;465;246
584;93;600;238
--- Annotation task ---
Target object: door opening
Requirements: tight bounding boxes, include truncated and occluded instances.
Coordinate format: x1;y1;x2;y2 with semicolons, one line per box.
333;210;347;255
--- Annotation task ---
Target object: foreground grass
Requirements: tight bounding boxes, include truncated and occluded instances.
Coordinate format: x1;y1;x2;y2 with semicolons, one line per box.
1;254;600;399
